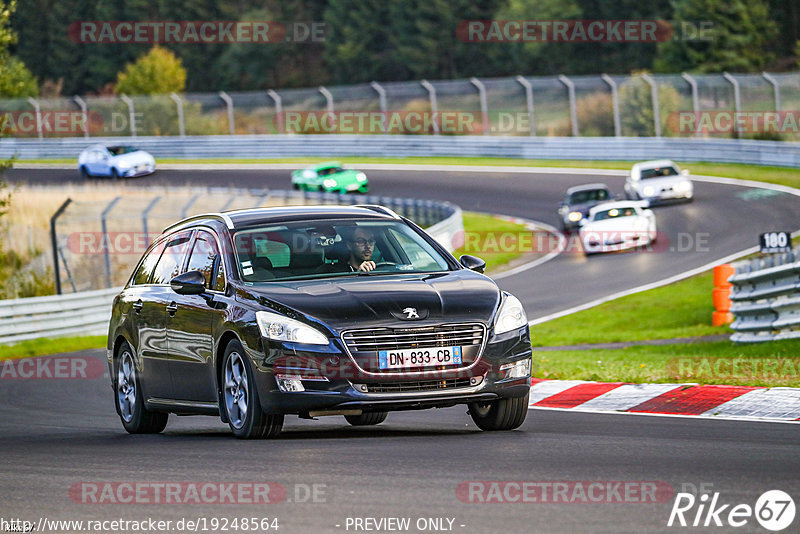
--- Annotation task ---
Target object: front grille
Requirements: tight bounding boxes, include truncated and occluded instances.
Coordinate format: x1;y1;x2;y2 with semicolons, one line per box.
365;378;473;393
342;323;485;353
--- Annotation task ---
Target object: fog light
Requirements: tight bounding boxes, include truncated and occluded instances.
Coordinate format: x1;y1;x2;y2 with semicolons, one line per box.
469;376;484;386
276;374;305;392
499;359;531;379
352;383;369;393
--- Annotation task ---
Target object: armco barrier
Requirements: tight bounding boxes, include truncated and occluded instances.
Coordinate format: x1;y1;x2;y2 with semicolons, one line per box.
728;248;800;342
3;135;800;167
1;200;462;345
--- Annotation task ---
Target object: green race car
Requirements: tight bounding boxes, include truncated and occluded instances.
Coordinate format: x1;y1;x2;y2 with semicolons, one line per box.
290;162;369;194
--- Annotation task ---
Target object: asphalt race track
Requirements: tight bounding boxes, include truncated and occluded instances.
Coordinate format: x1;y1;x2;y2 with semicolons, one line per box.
8;167;800;319
2;166;799;533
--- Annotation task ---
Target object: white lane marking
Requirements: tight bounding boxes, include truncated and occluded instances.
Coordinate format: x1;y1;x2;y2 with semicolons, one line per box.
489;216;566;281
575;383;685;411
703;388;800;420
528;380;588;405
531;406;800;425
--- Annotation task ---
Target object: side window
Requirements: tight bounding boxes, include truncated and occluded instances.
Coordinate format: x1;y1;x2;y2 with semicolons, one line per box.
132;241;165;285
186;230;222;290
151;232;192;285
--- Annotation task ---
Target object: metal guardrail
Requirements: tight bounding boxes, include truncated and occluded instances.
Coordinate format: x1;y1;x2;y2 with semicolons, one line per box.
1;196;462;345
729;248;800;342
3;135;800;167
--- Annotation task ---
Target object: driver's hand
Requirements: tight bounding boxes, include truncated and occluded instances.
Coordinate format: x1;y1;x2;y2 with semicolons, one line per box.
358;261;376;272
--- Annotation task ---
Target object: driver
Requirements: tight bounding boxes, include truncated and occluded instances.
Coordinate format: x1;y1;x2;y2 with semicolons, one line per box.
345;227;377;272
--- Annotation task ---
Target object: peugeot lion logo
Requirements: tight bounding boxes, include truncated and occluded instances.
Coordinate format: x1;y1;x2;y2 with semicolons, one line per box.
402;307;420;320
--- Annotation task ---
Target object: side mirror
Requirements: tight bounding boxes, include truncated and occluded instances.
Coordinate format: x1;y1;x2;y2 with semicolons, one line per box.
459;254;486;273
170;270;206;295
680;169;690;176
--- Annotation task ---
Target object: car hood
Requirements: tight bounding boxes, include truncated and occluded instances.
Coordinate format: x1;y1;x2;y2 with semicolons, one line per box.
326;170;362;183
632;177;685;190
111;151;152;166
581;217;643;234
240;269;500;331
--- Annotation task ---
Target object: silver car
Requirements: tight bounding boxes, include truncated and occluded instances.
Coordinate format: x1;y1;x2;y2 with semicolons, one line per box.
78;144;156;179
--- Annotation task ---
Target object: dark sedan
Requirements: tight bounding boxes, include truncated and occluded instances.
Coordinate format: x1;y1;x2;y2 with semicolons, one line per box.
557;183;613;232
107;205;532;438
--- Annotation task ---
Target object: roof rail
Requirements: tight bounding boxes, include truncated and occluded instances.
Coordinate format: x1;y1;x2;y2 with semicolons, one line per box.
353;204;401;219
162;212;235;233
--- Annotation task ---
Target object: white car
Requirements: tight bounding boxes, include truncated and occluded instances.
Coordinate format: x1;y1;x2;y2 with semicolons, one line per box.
579;201;657;255
624;159;692;204
78;144;156;179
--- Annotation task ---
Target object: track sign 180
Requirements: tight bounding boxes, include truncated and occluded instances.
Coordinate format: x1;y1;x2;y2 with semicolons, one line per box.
759;231;791;253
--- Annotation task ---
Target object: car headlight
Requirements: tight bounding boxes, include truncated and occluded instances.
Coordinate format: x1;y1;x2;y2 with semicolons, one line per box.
494;294;527;335
356;172;367;182
567;211;583;222
323;179;337;188
500;359;531;379
256;311;328;345
642;186;656;197
117;161;131;170
677;180;692;192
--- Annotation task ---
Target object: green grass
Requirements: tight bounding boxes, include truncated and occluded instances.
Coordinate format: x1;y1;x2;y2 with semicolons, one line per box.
455;211;534;274
534;340;800;387
532;271;725;347
17;157;800;190
0;335;106;361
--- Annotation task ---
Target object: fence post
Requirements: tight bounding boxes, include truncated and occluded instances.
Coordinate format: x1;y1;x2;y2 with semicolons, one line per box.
469;77;490;135
762;72;781;112
682;72;700;138
420;80;439;135
640;73;661;138
268;90;283;133
723;73;742;137
218;91;235;134
101;196;122;289
170;93;185;137
558;75;578;137
50;198;72;295
27;97;43;139
142;196;161;247
181;195;200;219
515;76;535;136
73;96;90;138
119;94;136;137
601;74;621;137
370;81;388;133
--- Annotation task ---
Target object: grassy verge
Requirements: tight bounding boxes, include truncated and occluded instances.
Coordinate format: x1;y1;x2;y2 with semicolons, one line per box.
534;340;800;387
454;212;534;274
532;271;725;347
0;335;106;361
16;157;800;189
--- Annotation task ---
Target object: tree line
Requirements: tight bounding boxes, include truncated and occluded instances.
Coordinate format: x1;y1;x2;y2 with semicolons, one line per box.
2;0;800;98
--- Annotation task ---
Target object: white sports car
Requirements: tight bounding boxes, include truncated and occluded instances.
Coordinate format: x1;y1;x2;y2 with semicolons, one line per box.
624;159;693;204
78;144;156;179
579;201;657;255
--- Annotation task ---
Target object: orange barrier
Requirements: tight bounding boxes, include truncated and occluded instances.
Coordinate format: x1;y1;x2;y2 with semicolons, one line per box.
712;264;734;326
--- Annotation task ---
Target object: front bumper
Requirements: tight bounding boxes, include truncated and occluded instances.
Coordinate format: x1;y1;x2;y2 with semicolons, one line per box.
250;326;532;416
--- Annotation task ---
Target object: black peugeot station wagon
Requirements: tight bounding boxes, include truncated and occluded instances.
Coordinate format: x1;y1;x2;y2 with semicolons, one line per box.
107;205;532;439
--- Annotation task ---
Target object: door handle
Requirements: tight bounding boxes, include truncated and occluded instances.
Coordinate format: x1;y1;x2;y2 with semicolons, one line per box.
133;300;143;313
166;302;178;316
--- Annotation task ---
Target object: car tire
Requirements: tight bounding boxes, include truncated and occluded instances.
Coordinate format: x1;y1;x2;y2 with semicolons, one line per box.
344;412;388;426
111;168;120;180
221;340;283;439
115;342;168;434
292;183;299;190
468;392;529;431
80;166;91;180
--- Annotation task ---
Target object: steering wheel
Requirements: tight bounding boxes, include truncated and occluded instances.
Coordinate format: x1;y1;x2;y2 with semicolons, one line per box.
372;262;398;271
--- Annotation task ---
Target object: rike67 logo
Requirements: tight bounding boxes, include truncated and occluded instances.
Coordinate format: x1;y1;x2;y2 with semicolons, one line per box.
668;490;795;531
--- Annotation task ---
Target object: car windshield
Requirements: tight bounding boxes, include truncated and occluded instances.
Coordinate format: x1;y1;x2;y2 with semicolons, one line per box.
592;207;636;221
107;146;138;156
568;189;610;204
317;166;344;176
640;166;678;179
233;219;452;282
